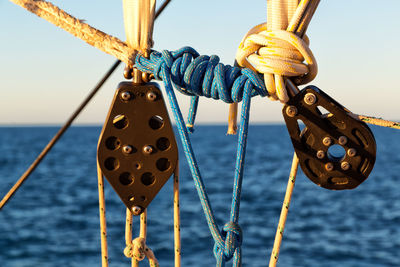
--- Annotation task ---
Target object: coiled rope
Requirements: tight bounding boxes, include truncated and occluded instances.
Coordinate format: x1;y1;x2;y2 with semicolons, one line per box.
136;47;266;266
136;47;267;134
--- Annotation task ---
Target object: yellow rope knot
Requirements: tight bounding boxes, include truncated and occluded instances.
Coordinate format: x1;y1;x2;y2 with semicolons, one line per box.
124;237;146;260
124;237;160;267
236;23;317;103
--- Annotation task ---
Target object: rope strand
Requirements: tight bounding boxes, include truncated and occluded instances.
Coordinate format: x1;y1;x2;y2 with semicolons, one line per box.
269;153;299;267
97;163;109;267
173;166;182;267
357;115;400;130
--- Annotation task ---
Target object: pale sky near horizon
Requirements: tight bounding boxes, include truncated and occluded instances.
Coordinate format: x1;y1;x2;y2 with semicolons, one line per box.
1;0;400;125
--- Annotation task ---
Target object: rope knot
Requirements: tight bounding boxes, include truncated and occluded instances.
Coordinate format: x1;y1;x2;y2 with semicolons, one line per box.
214;222;243;262
124;237;146;261
136;47;267;104
236;23;317;102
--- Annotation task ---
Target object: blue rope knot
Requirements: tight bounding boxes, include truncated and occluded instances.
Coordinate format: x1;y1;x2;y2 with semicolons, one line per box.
136;47;256;266
213;222;243;263
135;47;268;103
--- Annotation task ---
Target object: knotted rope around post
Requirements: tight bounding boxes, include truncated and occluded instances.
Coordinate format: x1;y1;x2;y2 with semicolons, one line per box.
235;24;317;103
136;47;267;132
235;0;319;103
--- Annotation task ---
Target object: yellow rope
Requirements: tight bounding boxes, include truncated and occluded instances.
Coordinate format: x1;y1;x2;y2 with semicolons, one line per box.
236;0;320;103
97;162;109;267
358;115;400;130
269;153;299;267
227;103;238;135
124;209;159;267
173;166;182;267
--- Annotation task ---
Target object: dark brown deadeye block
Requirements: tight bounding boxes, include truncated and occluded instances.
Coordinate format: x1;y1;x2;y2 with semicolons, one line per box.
97;82;178;214
283;86;376;190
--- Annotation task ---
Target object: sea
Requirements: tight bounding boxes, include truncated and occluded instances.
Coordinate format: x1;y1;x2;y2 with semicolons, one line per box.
0;125;399;267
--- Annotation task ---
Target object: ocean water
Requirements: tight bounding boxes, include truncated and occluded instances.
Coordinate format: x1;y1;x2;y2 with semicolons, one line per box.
0;125;399;267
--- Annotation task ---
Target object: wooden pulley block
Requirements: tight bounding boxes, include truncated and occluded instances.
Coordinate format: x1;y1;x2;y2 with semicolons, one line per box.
283;86;376;190
97;82;178;215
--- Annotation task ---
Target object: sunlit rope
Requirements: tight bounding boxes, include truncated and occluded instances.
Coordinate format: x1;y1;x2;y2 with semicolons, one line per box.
123;0;155;54
124;209;159;267
97;163;109;267
228;0;319;135
173;166;182;267
235;0;318;103
357;115;400;130
269;153;299;267
136;46;265;266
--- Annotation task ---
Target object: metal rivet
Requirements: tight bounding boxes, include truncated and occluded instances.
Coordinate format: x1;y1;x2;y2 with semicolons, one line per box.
286;106;297;117
304;93;317;105
338;136;348;145
129;196;135;202
325;162;334;171
317;150;325;159
134;162;142;170
120;91;131;101
341;161;350;171
323;137;332;146
347;148;356;157
143;145;153;154
131;206;142;215
147;91;157;101
122;145;133;154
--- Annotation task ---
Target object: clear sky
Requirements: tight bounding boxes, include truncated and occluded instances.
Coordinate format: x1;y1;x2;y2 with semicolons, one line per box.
1;0;400;125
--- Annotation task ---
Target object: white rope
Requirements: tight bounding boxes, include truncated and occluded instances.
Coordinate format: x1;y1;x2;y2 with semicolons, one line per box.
236;0;319;103
122;0;156;55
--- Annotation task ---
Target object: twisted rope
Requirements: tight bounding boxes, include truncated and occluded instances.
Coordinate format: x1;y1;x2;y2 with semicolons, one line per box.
357;115;400;130
136;47;267;133
235;0;319;104
136;46;263;266
236;23;317;103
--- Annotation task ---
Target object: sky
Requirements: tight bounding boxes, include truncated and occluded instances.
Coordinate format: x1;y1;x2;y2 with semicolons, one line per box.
1;0;400;125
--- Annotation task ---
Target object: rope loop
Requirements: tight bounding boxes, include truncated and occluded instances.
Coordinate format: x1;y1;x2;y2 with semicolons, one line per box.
135;47;268;104
213;222;243;263
236;23;317;102
124;237;160;266
124;237;146;260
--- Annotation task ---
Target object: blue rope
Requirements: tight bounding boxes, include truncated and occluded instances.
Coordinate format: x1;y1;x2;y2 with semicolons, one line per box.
136;47;267;266
186;96;198;133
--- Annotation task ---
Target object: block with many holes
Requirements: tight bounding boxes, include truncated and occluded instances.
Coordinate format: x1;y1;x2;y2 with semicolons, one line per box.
97;82;178;214
283;86;376;190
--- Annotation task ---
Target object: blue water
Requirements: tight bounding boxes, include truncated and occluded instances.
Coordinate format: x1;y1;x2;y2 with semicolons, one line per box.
0;125;399;267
